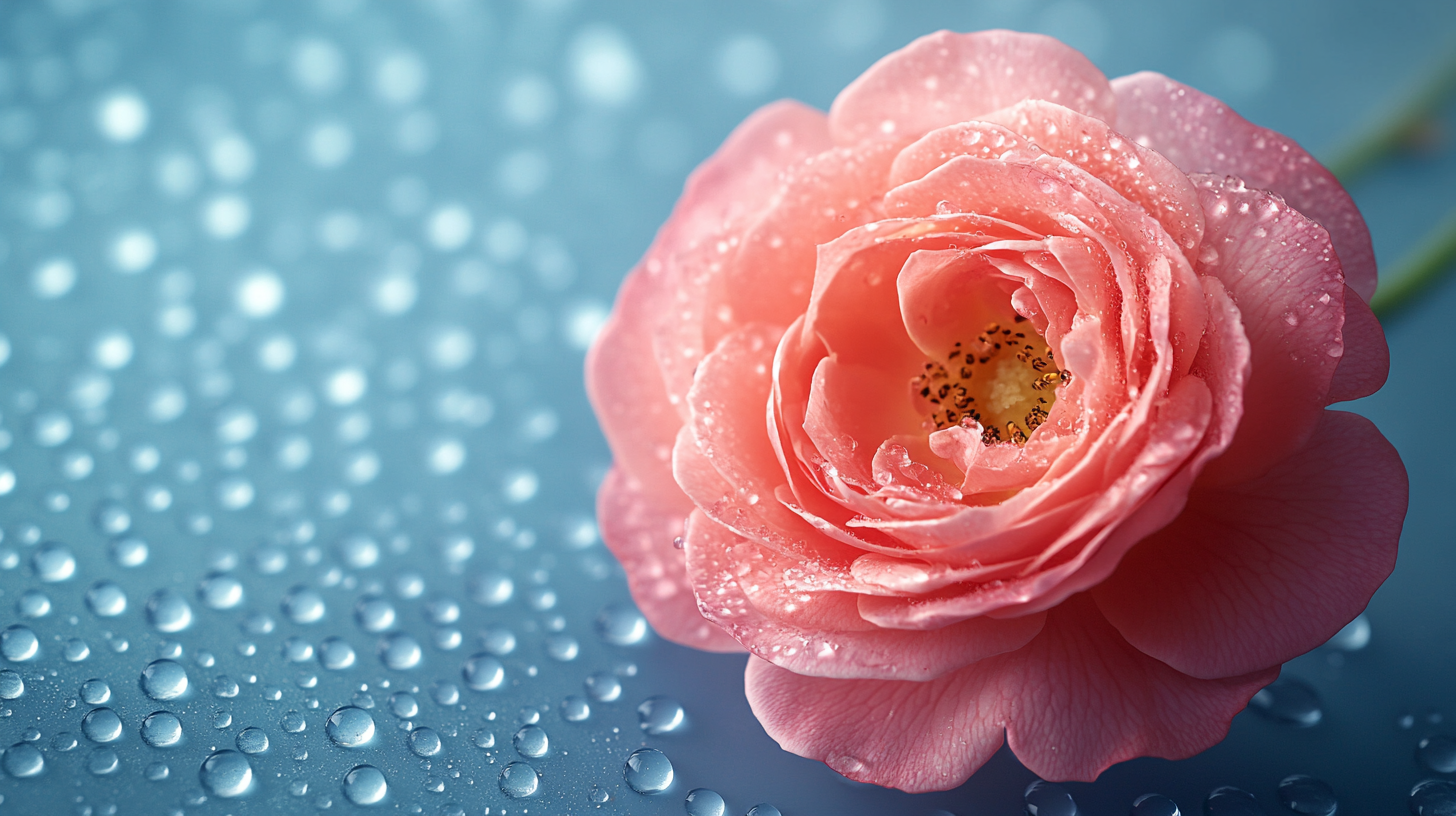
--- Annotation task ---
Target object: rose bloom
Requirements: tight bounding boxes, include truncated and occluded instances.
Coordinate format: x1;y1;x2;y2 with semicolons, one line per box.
587;30;1407;791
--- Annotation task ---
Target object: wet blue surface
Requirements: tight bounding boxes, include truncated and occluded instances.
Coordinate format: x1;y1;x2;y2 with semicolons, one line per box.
0;1;1454;814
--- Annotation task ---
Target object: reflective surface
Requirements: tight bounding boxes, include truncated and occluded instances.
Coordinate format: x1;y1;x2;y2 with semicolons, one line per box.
0;1;1453;814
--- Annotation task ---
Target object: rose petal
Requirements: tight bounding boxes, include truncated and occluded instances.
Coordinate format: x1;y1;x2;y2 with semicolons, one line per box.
1111;72;1376;300
1191;175;1346;486
829;30;1116;147
596;467;742;652
1327;284;1390;403
1094;410;1407;679
687;511;1045;681
746;595;1277;792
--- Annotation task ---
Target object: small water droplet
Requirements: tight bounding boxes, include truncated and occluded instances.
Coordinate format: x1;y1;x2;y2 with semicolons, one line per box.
560;695;591;722
746;805;782;816
319;637;356;670
17;590;51;618
1204;786;1263;816
145;761;170;781
513;725;549;758
282;586;327;624
499;761;539;798
80;679;111;705
1131;792;1180;816
87;747;119;775
2;626;39;662
596;603;648;645
409;726;442;757
280;710;307;733
378;632;422;670
85;581;128;617
199;750;253;798
140;711;183;747
1025;779;1077;816
1411;780;1456;816
32;542;76;582
141;659;189;700
462;653;505;690
472;728;496;749
1277;775;1336;816
1420;735;1456;773
624;747;673;794
638;696;685;735
468;571;514;606
0;670;24;699
236;727;269;754
197;573;244;610
685;788;727;816
145;589;193;633
585;672;622;702
1324;614;1370;651
3;742;44;777
389;691;420;718
1248;678;1321;727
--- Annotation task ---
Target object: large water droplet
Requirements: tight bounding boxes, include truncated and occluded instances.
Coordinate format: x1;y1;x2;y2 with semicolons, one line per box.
2;625;39;661
585;672;622;702
513;725;549;758
685;788;727;816
1248;678;1321;727
82;707;124;743
638;695;685;735
236;727;269;754
342;764;388;805
1278;775;1336;816
319;637;357;670
18;589;51;618
110;536;149;567
1420;736;1456;774
560;695;591;722
378;632;422;670
145;589;193;632
199;749;253;798
1411;780;1456;816
326;706;376;747
1025;779;1077;816
280;710;307;733
1204;786;1263;816
141;659;189;700
596;603;648;645
462;653;505;690
499;761;539;798
140;711;183;747
408;726;441;757
32;542;76;582
3;742;44;777
624;747;673;794
355;595;397;631
197;573;244;610
80;679;111;705
282;585;327;624
0;670;24;699
1131;793;1181;816
85;581;128;617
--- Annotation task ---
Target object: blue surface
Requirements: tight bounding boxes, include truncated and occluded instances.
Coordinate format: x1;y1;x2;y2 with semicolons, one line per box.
0;1;1453;814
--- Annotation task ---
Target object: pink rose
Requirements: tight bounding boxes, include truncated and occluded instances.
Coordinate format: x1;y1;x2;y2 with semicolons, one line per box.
587;30;1408;792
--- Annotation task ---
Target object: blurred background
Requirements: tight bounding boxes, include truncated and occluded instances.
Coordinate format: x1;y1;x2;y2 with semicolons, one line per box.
0;0;1453;814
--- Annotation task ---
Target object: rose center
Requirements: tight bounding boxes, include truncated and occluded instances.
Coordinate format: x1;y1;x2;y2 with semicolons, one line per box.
911;316;1066;445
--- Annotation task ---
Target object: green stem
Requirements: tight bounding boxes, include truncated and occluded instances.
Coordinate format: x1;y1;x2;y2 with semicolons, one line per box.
1370;205;1456;319
1323;45;1456;185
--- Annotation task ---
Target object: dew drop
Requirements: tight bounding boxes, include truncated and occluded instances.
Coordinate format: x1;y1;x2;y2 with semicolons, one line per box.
0;670;24;699
17;590;50;618
3;742;44;777
81;679;111;705
624;747;673;794
280;710;307;733
1411;780;1456;816
595;603;648;645
389;691;419;718
1324;613;1370;651
499;761;539;798
2;625;39;662
1419;735;1456;773
638;695;685;735
472;729;496;749
1131;793;1181;816
685;788;727;816
145;761;170;781
235;727;269;755
197;573;244;610
318;637;356;670
378;632;422;670
1277;775;1336;816
468;571;514;606
560;695;591;722
1248;677;1322;727
140;711;183;747
199;749;253;798
585;672;622;702
1204;786;1263;816
141;659;189;700
87;747;119;775
342;764;388;805
355;595;396;631
326;706;376;747
1025;779;1077;816
32;542;77;582
462;653;505;690
85;581;128;617
746;805;782;816
145;589;193;633
408;726;441;757
513;725;549;758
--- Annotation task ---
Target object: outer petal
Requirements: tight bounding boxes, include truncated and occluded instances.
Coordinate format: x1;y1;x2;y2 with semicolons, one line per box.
596;468;743;652
1192;175;1346;486
1094;410;1407;679
1327;284;1390;403
746;595;1277;792
1111;72;1376;300
829;30;1116;147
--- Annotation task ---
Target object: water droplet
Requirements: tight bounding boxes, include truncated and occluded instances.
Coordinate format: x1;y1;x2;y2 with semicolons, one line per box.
63;638;91;662
1419;735;1456;773
92;501;132;535
199;750;253;798
197;573;244;610
0;670;24;699
3;742;44;777
140;659;189;700
326;706;376;747
32;542;76;582
638;696;685;734
431;681;461;706
81;679;111;705
280;710;307;733
624;747;673;794
387;691;419;719
355;595;397;631
409;727;441;757
596;603;648;645
472;728;496;749
2;625;39;661
1324;613;1370;651
236;727;269;754
1204;786;1263;816
561;695;591;722
468;571;514;606
462;653;505;690
480;626;517;656
746;805;782;816
85;581;128;617
343;764;389;805
378;632;422;670
318;637;356;670
1411;780;1456;816
1131;793;1180;816
87;747;119;775
499;761;539;798
686;788;727;816
545;633;579;661
145;761;170;781
513;725;549;758
140;711;183;747
1248;678;1321;726
1025;779;1077;816
17;590;50;618
585;672;622;702
110;536;149;567
145;589;193;633
1277;775;1336;816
